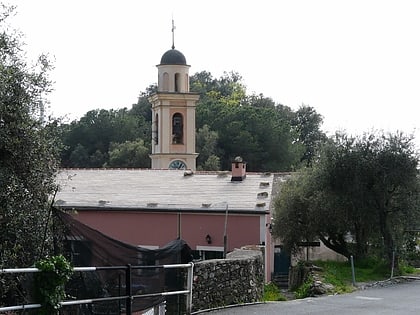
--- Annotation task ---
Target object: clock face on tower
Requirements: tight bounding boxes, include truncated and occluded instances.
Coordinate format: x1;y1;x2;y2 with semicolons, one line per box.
168;160;187;170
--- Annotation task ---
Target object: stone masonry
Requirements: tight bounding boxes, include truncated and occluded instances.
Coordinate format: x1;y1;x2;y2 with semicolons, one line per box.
192;249;264;312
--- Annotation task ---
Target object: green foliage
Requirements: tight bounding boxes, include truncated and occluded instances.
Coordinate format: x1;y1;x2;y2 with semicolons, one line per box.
34;255;73;315
1;6;63;308
61;108;150;167
0;4;61;268
273;131;420;264
263;283;287;301
130;87;155;121
315;259;389;286
294;275;313;299
202;155;221;171
294;259;393;297
196;124;220;170
313;261;352;293
272;171;318;255
60;70;324;172
192;71;303;171
107;139;150;168
402;232;420;265
399;261;417;275
291;104;326;167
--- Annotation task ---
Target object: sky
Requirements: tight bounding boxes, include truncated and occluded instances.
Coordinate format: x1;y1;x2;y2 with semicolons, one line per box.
7;0;420;149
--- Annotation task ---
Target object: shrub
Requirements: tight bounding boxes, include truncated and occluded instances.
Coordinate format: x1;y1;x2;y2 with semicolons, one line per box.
294;275;313;299
34;255;73;315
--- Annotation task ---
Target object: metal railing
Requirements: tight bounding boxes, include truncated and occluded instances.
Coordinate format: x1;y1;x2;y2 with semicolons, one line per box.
0;262;194;314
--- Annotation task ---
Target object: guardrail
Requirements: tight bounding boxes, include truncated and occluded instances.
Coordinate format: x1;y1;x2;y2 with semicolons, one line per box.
0;262;194;314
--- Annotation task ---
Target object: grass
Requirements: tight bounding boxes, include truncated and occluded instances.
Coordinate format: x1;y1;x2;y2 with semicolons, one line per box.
313;258;391;293
399;261;419;275
263;283;287;301
272;258;419;301
294;275;314;298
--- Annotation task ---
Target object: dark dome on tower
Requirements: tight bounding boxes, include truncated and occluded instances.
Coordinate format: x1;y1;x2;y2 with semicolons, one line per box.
160;49;187;65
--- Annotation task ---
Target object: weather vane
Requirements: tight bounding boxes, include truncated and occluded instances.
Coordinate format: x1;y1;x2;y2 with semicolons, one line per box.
171;18;176;49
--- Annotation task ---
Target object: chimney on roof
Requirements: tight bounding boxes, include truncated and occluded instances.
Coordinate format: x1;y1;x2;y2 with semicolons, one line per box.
231;156;246;181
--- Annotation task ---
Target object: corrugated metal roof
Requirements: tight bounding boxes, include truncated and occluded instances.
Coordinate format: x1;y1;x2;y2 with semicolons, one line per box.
54;169;286;212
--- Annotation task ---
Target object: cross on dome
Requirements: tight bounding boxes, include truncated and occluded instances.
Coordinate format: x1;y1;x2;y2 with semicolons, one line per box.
171;19;176;49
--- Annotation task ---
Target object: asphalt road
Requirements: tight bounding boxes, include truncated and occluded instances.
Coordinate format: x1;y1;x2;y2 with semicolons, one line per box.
204;280;420;315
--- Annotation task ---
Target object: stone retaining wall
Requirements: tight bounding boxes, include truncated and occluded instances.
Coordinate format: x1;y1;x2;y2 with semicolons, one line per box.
192;249;264;312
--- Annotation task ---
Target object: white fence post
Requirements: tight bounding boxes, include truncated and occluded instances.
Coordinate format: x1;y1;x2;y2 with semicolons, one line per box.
186;262;194;314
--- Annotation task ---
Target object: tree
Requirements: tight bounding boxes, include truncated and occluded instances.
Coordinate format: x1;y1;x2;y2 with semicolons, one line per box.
273;131;420;264
291;104;326;167
196;124;220;171
0;14;64;308
61;108;149;167
68;144;90;167
246;93;276;108
58;70;321;172
191;71;301;171
0;4;61;265
212;104;298;171
367;132;420;263
272;172;318;255
191;70;247;107
129;85;156;122
202;155;221;171
106;139;150;168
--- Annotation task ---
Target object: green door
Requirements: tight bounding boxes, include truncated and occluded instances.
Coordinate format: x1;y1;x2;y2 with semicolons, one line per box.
274;245;290;274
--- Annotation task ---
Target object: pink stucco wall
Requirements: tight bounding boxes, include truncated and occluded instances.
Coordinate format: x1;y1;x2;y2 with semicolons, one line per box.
73;211;261;252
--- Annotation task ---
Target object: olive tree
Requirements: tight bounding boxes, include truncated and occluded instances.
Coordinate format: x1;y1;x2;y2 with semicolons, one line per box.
0;5;61;272
273;131;420;265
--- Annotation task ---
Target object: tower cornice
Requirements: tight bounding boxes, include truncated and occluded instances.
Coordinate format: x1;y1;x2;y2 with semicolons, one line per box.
148;92;200;103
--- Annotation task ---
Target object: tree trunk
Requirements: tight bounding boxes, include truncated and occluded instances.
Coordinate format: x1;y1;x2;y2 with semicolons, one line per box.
354;222;369;260
319;235;350;259
378;208;397;269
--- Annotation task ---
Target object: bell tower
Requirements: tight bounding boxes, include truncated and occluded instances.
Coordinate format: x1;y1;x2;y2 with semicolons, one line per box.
149;23;199;170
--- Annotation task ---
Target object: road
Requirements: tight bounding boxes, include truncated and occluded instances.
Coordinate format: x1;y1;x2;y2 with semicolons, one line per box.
204;280;420;315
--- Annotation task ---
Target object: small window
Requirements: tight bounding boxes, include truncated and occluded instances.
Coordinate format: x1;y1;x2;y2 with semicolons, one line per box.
172;113;183;144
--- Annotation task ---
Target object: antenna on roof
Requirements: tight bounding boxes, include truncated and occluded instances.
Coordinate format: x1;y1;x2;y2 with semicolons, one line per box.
171;17;176;49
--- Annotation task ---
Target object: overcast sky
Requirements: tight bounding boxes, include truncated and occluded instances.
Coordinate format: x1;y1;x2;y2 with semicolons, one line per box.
8;0;420;149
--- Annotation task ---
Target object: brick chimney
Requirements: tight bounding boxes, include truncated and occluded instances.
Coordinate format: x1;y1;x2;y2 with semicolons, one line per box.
231;156;246;181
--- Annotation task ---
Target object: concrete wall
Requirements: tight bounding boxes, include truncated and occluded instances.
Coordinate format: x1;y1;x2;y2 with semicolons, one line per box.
192;249;264;312
292;242;347;265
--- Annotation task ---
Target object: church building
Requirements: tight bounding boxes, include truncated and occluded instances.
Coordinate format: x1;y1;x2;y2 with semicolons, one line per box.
149;40;199;170
54;31;291;283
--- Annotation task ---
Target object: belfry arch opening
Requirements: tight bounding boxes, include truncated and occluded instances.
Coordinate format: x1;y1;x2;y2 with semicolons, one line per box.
172;113;183;144
154;113;159;144
174;73;181;92
162;72;169;91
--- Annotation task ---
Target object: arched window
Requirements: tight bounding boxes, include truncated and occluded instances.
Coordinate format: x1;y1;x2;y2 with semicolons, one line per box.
172;113;183;144
174;73;180;92
162;72;169;91
154;113;159;144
